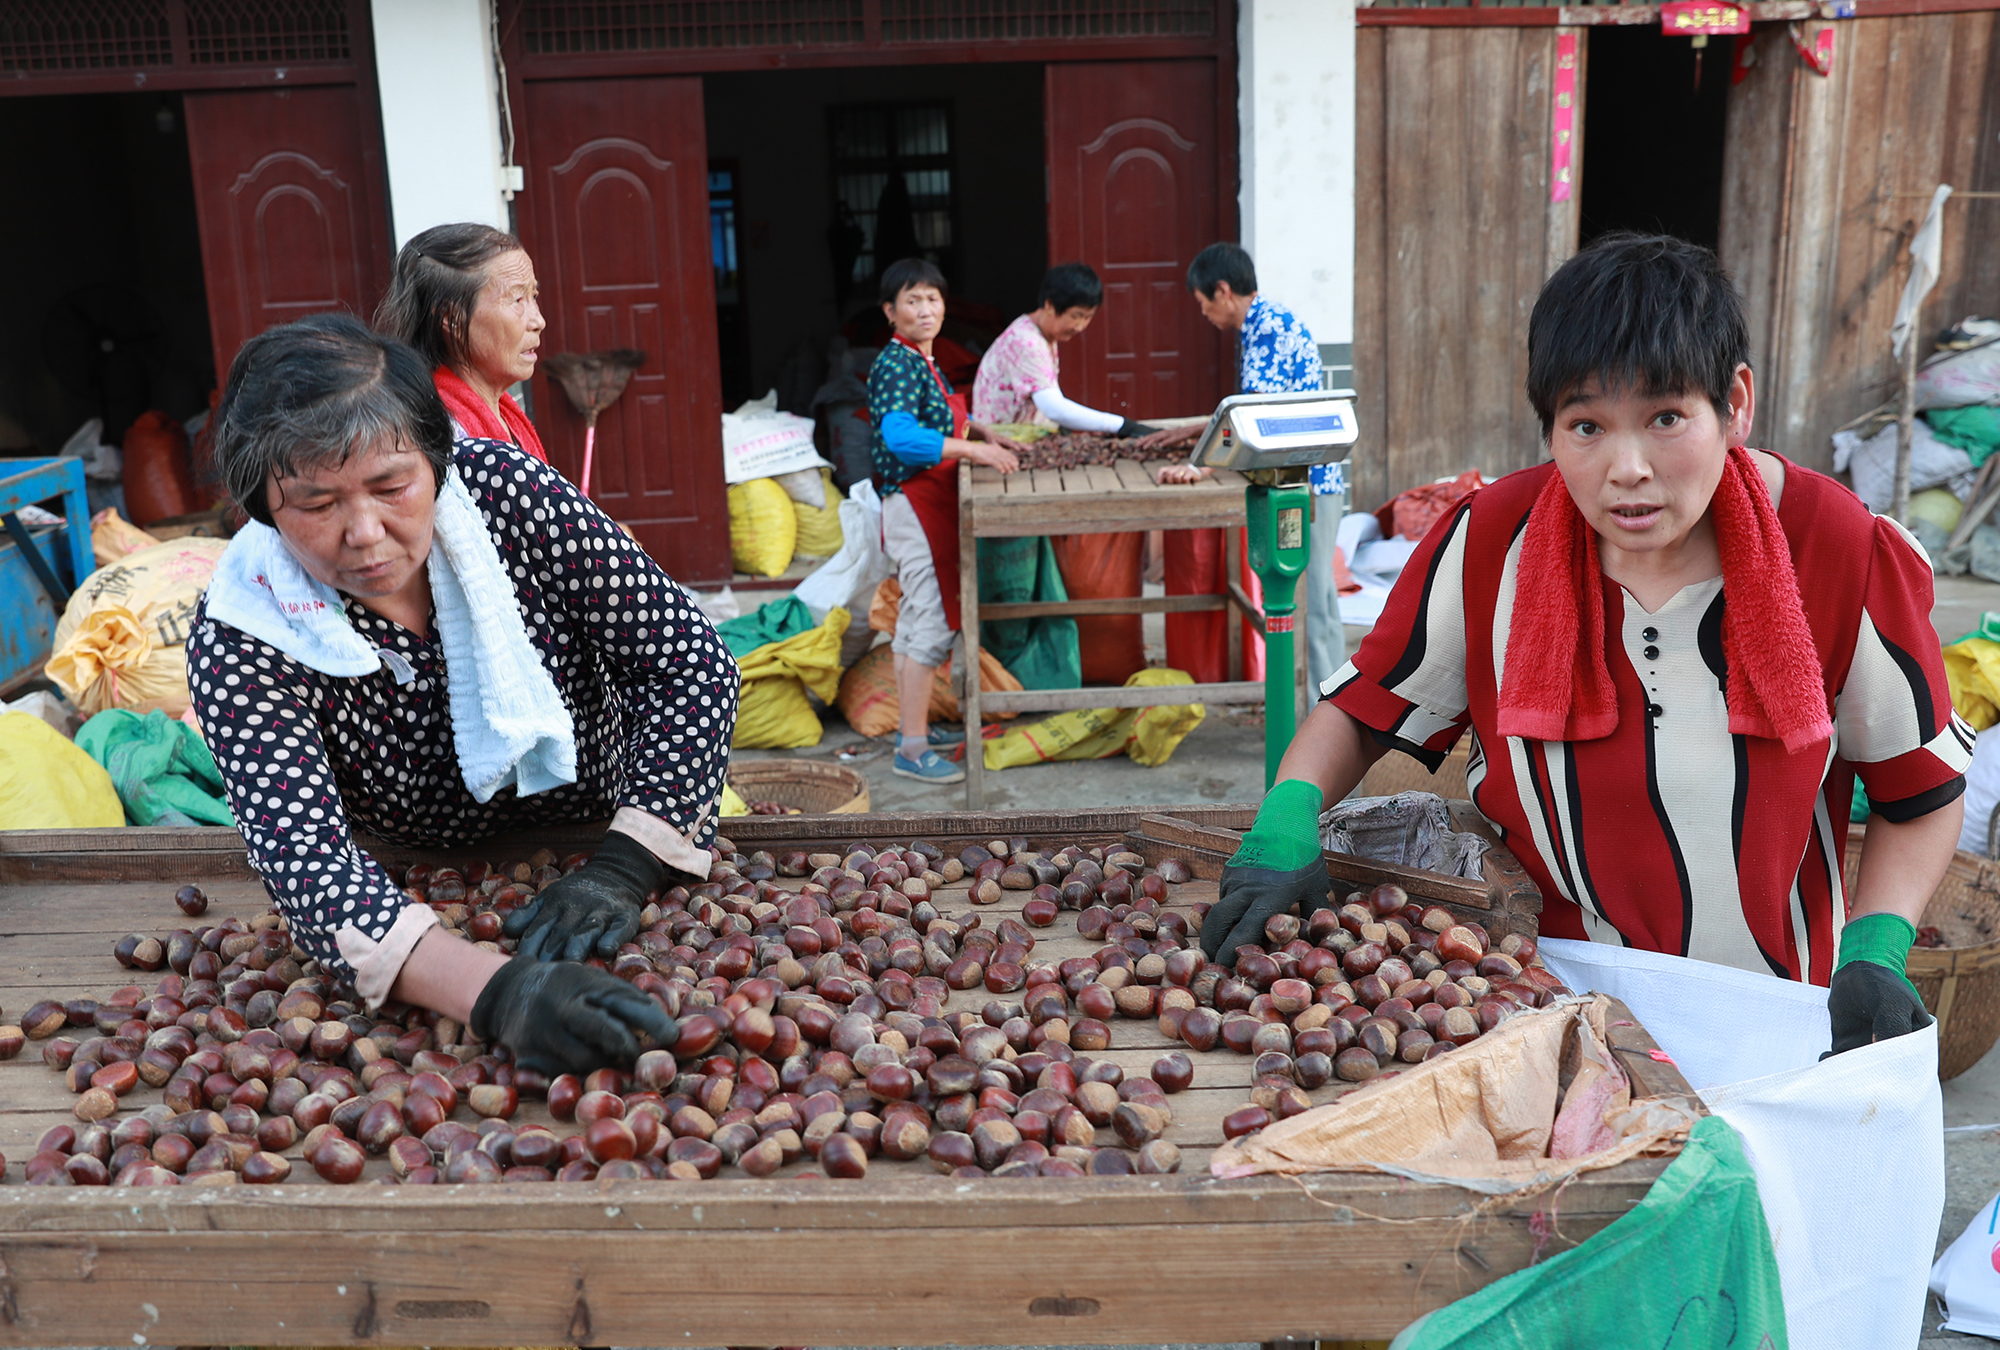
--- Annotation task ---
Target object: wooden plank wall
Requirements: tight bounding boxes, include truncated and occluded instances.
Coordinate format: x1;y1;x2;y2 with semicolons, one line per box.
1722;11;2000;471
1352;25;1578;513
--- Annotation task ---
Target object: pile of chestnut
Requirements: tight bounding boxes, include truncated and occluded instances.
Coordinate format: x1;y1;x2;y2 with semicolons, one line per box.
1116;883;1573;1141
2;837;1206;1187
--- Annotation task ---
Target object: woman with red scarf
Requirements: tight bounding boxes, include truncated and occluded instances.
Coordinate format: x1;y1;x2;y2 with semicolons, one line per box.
375;223;550;462
1201;234;1970;1060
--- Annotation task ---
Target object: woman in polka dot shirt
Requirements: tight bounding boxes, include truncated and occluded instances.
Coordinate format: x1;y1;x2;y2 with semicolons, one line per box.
189;315;735;1073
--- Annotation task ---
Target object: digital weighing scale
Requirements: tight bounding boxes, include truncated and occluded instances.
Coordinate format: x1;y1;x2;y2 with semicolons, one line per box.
1188;389;1360;786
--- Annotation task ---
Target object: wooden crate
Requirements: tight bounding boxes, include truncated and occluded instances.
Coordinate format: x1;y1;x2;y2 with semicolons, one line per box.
0;812;1678;1348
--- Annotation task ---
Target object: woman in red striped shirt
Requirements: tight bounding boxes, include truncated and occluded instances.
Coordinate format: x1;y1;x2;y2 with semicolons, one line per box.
1203;234;1968;1057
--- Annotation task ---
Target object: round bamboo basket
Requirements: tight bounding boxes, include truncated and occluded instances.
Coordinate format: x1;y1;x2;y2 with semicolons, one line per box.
1845;824;2000;1079
727;759;870;815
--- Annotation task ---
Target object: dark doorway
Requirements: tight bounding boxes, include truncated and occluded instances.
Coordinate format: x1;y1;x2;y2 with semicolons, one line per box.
1579;26;1735;251
0;92;215;456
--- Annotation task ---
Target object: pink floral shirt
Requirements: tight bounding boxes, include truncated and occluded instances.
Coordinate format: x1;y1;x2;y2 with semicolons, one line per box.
972;314;1060;426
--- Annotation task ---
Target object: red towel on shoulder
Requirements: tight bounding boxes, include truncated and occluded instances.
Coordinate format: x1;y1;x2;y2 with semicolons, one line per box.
433;366;549;464
1496;445;1832;753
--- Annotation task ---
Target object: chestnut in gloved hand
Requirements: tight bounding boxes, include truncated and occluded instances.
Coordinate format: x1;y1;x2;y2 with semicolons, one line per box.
471;956;678;1077
1200;779;1332;964
502;831;691;963
1823;911;1933;1058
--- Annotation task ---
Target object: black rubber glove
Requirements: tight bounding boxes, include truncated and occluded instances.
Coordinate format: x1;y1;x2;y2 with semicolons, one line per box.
1823;960;1933;1058
1199;780;1332;964
1115;417;1158;439
471;957;678;1077
502;831;679;963
1201;862;1333;965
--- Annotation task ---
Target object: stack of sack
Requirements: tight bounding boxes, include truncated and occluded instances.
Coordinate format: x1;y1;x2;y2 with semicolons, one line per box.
1831;319;2000;570
723;392;844;578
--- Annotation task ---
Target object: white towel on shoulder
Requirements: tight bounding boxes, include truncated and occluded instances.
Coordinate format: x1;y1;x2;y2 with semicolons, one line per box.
204;467;576;803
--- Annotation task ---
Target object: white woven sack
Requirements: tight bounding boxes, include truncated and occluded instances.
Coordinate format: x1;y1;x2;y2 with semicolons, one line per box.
1540;938;1943;1350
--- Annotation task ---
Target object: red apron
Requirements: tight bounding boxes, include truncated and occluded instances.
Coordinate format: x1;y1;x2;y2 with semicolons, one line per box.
888;335;969;631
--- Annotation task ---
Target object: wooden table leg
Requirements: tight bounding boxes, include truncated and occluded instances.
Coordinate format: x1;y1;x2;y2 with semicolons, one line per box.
959;462;985;809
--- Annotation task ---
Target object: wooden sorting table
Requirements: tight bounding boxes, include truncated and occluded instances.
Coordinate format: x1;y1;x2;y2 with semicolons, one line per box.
0;807;1690;1347
956;459;1308;808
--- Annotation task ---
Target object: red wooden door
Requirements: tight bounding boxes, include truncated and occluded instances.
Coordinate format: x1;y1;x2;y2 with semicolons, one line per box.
518;77;728;585
1046;60;1228;420
184;86;392;385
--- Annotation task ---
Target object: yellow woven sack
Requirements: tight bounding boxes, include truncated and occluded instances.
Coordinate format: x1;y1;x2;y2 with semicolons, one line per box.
1945;635;2000;732
47;537;228;717
728;477;797;577
792;469;845;559
719;783;750;816
983;668;1204;770
0;711;123;828
733;607;849;748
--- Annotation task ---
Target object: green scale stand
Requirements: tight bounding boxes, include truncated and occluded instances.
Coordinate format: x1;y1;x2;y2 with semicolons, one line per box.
1189;391;1360;785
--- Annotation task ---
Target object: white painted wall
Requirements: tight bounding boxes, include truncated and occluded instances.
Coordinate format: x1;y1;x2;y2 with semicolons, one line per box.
1237;0;1356;348
370;0;510;247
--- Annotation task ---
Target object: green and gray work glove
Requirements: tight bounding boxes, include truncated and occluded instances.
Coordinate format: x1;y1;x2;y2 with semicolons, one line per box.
471;956;678;1078
1823;912;1933;1058
502;831;688;963
1201;779;1332;964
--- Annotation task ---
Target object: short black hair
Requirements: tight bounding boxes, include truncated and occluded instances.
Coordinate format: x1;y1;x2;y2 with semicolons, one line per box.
216;313;452;527
1039;262;1103;313
373;222;524;374
1186;242;1257;300
879;257;948;306
1526;233;1749;437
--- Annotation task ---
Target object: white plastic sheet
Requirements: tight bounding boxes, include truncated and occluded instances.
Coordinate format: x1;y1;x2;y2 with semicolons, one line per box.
1539;938;1943;1350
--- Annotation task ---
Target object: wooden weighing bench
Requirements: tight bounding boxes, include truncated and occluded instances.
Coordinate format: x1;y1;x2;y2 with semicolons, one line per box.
956;459;1311;808
0;807;1694;1347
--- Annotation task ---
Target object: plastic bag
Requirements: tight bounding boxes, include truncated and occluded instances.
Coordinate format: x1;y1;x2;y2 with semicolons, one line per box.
0;710;123;829
982;668;1203;770
90;509;162;568
1392;1116;1786;1350
1318;791;1490;879
722;391;827;485
1928;404;2000;466
977;535;1080;690
1164;529;1229;684
791;469;845;559
718;783;750;817
121;410;197;526
732;607;849;749
46;536;228;717
1915;340;2000;410
1931;1192;2000;1336
774;465;827;510
1051;532;1145;686
1958;726;2000;854
74;707;232;827
834;638;1023;738
793;479;894;623
1943;626;2000;731
1832;420;1973;513
714;594;817;661
727;478;797;578
1538;938;1944;1350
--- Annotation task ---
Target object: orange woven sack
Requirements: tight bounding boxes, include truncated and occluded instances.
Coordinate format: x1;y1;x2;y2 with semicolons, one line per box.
122;411;198;526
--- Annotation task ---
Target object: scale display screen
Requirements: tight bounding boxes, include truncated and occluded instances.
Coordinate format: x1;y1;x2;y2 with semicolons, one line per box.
1254;412;1347;437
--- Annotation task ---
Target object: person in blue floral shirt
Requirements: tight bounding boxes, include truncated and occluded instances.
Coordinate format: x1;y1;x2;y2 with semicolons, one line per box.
1143;242;1323;479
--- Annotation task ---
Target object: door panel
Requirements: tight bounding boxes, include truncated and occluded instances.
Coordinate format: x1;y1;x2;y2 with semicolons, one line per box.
183;86;391;384
519;77;728;585
1046;60;1227;419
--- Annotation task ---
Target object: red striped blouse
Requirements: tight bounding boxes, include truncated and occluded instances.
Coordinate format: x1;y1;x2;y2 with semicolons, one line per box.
1328;457;1970;984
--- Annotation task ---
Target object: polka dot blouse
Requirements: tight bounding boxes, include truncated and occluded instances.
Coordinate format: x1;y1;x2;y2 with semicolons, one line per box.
187;440;741;983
